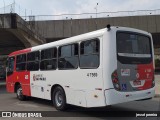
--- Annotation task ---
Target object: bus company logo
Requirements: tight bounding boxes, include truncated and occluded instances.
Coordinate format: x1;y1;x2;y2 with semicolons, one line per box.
33;74;46;81
121;69;130;76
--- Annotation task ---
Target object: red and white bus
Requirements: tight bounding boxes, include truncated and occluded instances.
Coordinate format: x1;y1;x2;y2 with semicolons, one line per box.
6;26;155;110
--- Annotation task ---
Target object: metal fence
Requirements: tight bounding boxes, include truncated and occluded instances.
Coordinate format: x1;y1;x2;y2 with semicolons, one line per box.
0;3;15;14
21;9;160;21
0;2;160;21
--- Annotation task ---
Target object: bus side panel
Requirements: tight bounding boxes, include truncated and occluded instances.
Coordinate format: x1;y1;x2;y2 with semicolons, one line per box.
64;69;104;107
64;72;104;107
102;30;117;91
85;90;105;107
84;36;105;107
14;71;31;96
31;67;104;107
6;75;15;93
65;88;87;107
30;72;45;99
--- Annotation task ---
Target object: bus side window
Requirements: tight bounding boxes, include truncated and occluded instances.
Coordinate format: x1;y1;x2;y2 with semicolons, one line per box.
80;39;100;69
16;54;26;71
40;47;57;70
58;43;79;70
27;51;40;71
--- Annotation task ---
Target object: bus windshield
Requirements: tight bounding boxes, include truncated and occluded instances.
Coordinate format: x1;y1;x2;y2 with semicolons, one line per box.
117;32;152;64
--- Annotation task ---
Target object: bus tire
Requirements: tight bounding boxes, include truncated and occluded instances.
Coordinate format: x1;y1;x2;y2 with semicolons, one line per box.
16;85;26;101
52;86;67;111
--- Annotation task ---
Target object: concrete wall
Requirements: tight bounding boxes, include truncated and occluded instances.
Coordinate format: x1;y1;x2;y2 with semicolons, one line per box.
0;14;12;28
34;15;160;39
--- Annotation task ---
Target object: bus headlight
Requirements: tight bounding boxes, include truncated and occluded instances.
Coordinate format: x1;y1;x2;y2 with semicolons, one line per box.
112;70;121;91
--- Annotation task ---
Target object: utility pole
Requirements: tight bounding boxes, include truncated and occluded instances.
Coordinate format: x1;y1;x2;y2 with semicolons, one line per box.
3;0;5;13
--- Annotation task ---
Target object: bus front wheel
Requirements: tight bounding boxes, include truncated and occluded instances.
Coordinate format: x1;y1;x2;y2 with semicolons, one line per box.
52;86;67;111
16;85;26;101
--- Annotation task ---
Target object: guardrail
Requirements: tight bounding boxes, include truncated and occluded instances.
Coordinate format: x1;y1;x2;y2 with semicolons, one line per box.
21;9;160;21
0;2;160;21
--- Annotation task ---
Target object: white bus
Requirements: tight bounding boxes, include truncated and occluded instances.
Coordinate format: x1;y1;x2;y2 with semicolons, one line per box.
6;25;155;110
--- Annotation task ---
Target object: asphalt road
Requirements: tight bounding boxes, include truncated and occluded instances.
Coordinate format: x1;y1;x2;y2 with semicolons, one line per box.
0;79;160;120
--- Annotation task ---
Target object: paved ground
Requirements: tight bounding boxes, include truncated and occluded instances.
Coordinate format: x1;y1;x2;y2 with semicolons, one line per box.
155;75;160;96
0;92;159;120
0;76;160;120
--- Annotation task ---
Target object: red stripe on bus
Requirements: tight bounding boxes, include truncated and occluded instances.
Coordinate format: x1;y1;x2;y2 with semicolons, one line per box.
9;48;31;56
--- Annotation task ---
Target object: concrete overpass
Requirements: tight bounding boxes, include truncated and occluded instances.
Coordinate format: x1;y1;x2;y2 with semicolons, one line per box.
34;15;160;48
0;13;160;55
0;13;160;71
0;13;46;55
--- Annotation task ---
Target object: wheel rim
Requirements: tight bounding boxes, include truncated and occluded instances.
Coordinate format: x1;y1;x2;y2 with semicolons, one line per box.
17;87;23;98
55;91;63;107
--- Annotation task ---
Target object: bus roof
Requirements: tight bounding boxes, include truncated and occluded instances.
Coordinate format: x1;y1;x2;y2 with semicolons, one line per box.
8;28;107;56
32;28;106;52
8;48;31;57
8;26;151;57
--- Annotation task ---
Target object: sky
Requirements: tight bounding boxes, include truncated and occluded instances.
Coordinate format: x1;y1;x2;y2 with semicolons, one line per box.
0;0;159;19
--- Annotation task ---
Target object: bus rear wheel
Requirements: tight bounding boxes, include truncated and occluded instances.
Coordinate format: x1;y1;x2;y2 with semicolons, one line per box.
52;86;67;111
16;85;26;101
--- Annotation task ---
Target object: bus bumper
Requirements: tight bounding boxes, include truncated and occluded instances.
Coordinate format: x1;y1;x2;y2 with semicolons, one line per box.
105;87;155;105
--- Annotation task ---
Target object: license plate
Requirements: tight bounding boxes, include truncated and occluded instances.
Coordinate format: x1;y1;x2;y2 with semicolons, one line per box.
133;81;141;86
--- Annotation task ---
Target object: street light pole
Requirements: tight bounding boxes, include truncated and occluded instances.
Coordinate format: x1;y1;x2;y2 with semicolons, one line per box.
94;3;98;30
13;0;15;13
95;3;98;18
